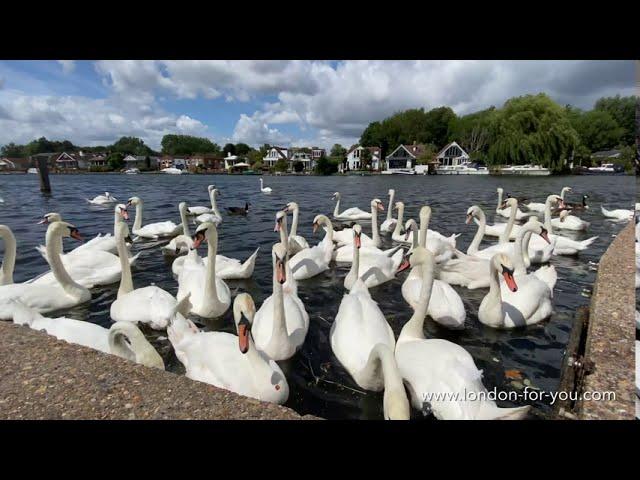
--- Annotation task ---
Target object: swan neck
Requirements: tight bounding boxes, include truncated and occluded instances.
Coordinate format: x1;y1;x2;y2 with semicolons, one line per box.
496;189;503;212
393;205;404;235
418;212;429;248
271;260;287;345
116;226;134;298
290;207;299;237
499;201;517;244
544;200;553;234
45;227;86;298
360;343;404;392
133;202;143;231
322;217;334;243
371;204;380;245
333;196;340;217
386;191;394;221
205;227;218;302
179;206;191;237
513;226;528;274
468;210;486;255
0;226;16;285
400;258;434;341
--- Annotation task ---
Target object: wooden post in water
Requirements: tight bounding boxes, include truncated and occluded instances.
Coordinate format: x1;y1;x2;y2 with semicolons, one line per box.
37;157;51;193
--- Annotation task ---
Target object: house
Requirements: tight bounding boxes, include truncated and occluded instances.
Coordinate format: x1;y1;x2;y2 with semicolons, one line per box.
342;145;382;172
87;154;108;169
384;142;427;172
123;155;160;170
172;157;187;170
263;146;289;168
54;152;89;170
0;157;30;171
435;141;469;167
311;147;326;166
288;148;313;171
591;149;621;160
30;152;59;170
189;154;224;171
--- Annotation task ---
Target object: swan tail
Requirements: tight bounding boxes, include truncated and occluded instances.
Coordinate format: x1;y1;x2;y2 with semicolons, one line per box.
128;252;141;267
385;245;403;257
239;248;260;278
476;403;531;420
533;265;557;294
579;236;598;249
10;300;42;326
35;244;48;260
173;293;192;318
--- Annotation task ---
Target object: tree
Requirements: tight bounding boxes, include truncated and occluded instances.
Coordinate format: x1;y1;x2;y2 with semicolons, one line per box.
111;136;152;156
247;150;263;166
293;161;304;173
161;134;221;156
235;143;251;155
107;152;125;171
594;95;636;146
330;144;346;158
448;107;496;156
571;110;623;152
223;143;236;156
416;144;439;165
360;148;372;170
315;156;339;175
1;142;26;157
274;159;288;172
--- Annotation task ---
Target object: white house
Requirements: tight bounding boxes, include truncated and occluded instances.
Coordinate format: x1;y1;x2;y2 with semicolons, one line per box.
263;147;289;168
435;141;469;167
342;145;382;172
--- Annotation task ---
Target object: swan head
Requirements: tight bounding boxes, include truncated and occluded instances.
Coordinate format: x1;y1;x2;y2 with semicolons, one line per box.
419;205;431;220
49;221;83;242
38;212;62;224
497;187;503;194
563;186;573;193
396;246;433;274
500;197;518;210
192;222;216;248
466;205;482;224
109;322;165;370
210;188;220;198
272;243;288;284
388;189;395;195
312;214;329;234
331;192;340;200
393;201;404;211
115;203;129;221
178;201;188;214
233;293;256;354
546;195;561;207
371;198;384;211
404;219;417;240
384;387;411;420
352;224;362;248
274;210;286;232
283;201;298;213
559;210;569;222
524;218;550;243
491;254;517;292
207;184;215;193
127;196;141;207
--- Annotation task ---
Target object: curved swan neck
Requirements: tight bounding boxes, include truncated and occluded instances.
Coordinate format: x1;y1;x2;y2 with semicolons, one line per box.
133;201;143;231
179;205;191;237
278;215;290;251
386;191;395;221
210;191;221;218
320;217;334;243
496;189;504;212
371;204;380;245
499;201;517;244
513;225;530;275
116;224;134;298
333;195;341;217
521;230;533;270
468;209;486;255
544;199;554;234
393;205;404;235
109;322;163;368
0;226;16;285
360;343;404;393
349;237;360;281
45;225;86;298
399;256;434;342
290;206;299;237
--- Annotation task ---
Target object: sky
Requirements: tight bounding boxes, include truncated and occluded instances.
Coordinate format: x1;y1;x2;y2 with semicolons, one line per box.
0;60;635;151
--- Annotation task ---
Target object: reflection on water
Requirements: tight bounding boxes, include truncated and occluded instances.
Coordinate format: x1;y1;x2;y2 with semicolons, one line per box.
0;173;635;419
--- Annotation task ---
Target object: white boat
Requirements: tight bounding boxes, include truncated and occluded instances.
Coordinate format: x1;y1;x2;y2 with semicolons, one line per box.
27;168;38;174
586;163;623;174
499;164;551;176
124;168;140;175
382;168;415;175
436;162;489;175
380;170;393;175
161;167;183;175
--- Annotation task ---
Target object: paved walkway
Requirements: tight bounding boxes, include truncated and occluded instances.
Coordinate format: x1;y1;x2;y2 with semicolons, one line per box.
578;222;635;420
0;322;316;420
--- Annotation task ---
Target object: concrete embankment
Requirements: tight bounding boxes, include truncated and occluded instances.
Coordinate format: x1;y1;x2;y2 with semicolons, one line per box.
576;221;635;420
0;322;317;420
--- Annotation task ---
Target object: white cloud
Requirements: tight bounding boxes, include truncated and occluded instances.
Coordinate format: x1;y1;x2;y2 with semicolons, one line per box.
231;113;291;146
57;60;76;75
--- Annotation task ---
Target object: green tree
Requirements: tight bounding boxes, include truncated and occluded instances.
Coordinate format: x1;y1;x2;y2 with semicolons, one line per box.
572;110;623;152
247;149;263;166
223;143;236;156
274;158;288;172
360;148;372;170
1;142;26;157
416;144;439;165
330;144;346;158
235;143;251;155
161;134;221;156
594;95;636;145
107;152;125;171
111;136;152;156
448;107;496;156
315;156;338;175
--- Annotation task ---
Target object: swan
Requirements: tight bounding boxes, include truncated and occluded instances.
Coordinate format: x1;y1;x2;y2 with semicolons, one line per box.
0;224;16;285
162;202;192;256
260;178;273;194
551;209;590;231
168;293;289;404
195;188;222;225
344;224;404;290
475;197;523;240
87;192;117;205
187;185;216;215
330;277;410;420
394;247;530;420
283;202;310;255
176;222;231;319
288;214;334;280
601;205;633;221
400;207;465;329
127;196;182;240
252;243;309;361
0;221;91;320
526;195;598;256
110;221;191;330
11;300;164;369
36;205;131;256
496;188;530;220
170;235;259;280
478;253;552;329
332;192;372;221
391;202;458;260
379;189;398;233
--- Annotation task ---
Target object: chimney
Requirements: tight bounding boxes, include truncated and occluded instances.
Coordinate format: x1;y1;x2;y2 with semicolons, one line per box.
413;141;416;145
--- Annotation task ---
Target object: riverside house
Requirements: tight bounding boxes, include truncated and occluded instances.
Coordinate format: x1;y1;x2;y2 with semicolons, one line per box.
123;154;160;171
384;142;427;173
342;145;382;172
262;146;324;172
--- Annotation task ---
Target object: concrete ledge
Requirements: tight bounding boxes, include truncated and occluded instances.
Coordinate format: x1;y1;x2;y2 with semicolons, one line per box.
578;222;635;420
0;322;317;420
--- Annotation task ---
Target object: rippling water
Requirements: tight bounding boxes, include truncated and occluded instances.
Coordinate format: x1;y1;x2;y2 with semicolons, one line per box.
0;173;635;419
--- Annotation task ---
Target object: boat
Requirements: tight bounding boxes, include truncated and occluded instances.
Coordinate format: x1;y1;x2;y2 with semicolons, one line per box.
498;164;551;176
124;168;140;175
242;169;261;175
436;162;489;175
381;168;415;175
586;163;624;175
27;168;38;174
161;167;183;175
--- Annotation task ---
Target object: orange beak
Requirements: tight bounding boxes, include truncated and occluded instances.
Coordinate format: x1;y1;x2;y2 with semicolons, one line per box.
540;229;550;243
37;218;48;225
354;233;361;249
274;220;281;232
121;209;129;221
192;232;205;249
377;202;384;211
397;256;411;274
238;321;249;354
312;222;319;234
465;214;472;225
276;258;286;284
70;229;83;241
502;270;518;292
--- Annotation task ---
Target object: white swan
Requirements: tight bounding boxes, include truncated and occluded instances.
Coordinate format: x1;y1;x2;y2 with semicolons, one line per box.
0;224;16;285
127;196;182;240
332;192;372;221
288;215;334;280
551;209;590;231
496;188;530;220
187;185;216;215
344;224;403;290
195;188;222;225
283;202;310;255
260;178;273;194
168;293;289;404
176;222;231;319
401;207;465;329
379;189;398;233
162;202;192;256
601;205;633;221
330;277;409;420
87;191;117;205
395;247;530;419
11;300;164;369
110;221;191;330
36;205;131;256
334;199;393;261
478;253;553;329
0;221;91;320
476;197;522;240
252;243;309;361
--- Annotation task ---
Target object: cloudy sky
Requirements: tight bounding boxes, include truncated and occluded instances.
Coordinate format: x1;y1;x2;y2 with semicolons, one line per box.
0;60;635;151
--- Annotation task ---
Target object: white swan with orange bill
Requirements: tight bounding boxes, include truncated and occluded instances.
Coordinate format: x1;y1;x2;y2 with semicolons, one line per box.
379;189;398;233
86;192;117;205
332;192;372;221
127;196;182;240
288;215;334;280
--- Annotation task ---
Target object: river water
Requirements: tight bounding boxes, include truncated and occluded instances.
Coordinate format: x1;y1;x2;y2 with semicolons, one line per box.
0;173;635;419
